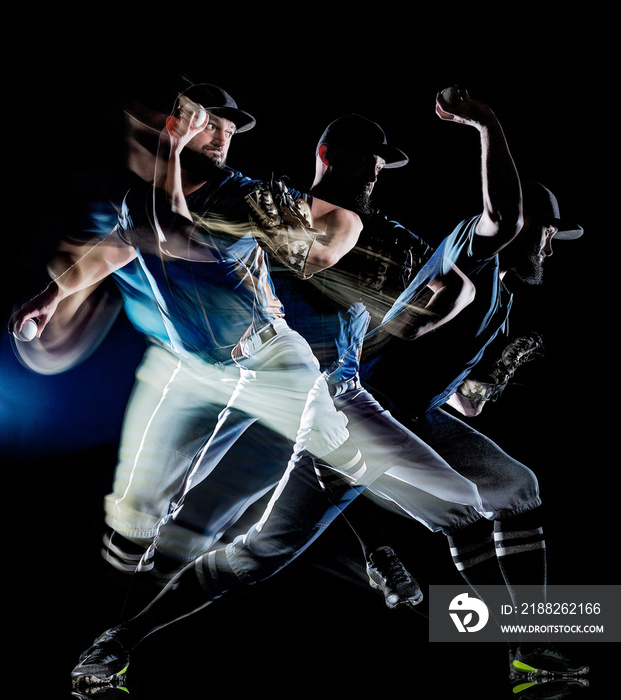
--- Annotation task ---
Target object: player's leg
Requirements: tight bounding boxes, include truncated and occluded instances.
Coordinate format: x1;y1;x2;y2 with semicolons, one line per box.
329;382;484;608
71;447;366;688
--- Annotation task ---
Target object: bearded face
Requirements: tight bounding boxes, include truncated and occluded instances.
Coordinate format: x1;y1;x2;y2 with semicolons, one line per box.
176;111;235;182
179;143;227;180
508;235;546;285
346;186;374;218
503;219;557;285
315;147;385;218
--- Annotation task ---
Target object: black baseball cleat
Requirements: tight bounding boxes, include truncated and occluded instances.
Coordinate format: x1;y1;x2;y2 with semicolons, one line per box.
72;684;130;698
366;546;423;609
510;675;589;698
509;646;589;679
71;627;131;690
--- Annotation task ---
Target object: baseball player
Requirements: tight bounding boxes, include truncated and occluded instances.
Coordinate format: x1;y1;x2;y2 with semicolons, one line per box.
7;80;367;575
349;100;587;677
68;85;533;689
70;87;588;687
289;91;587;680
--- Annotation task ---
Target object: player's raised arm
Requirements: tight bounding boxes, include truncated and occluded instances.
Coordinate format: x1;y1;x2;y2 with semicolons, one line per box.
436;86;523;253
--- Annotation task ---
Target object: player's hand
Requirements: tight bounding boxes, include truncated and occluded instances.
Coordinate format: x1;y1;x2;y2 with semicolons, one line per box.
167;96;208;145
8;284;60;339
435;86;496;129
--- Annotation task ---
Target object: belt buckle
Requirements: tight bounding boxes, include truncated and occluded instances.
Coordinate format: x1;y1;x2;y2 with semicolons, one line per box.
258;324;276;343
247;323;275;354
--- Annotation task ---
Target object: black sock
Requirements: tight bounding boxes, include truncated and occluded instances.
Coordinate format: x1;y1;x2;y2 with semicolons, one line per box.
447;517;506;590
494;507;547;653
494;508;547;588
118;549;235;650
447;518;512;644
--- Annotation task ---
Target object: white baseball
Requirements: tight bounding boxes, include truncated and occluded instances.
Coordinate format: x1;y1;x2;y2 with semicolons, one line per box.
13;318;38;342
194;108;207;127
180;96;207;127
441;86;464;106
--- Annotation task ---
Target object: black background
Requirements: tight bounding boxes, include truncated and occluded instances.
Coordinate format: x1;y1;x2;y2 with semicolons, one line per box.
1;16;615;698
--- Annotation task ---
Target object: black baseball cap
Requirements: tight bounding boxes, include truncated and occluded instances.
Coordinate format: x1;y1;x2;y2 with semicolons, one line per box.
317;114;409;169
180;83;256;133
523;181;583;240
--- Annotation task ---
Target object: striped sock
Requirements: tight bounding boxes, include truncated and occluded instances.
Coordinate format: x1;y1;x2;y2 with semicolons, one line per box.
314;438;367;491
101;528;149;575
447;519;510;639
494;509;547;588
447;518;506;588
494;508;547;653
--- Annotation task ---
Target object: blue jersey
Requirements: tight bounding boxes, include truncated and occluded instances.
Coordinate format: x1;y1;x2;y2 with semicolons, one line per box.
112;260;170;343
361;215;513;416
116;168;286;363
58;172;172;347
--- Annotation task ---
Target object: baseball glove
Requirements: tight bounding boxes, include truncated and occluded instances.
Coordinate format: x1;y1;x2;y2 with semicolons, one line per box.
244;176;322;278
457;332;544;402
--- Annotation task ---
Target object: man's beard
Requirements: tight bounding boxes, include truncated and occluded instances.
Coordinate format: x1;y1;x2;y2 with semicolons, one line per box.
179;146;226;181
350;189;373;218
507;241;545;285
313;175;373;217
